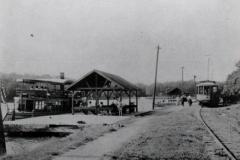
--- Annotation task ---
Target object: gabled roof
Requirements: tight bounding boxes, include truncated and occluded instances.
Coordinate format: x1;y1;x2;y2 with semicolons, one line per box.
16;78;74;85
67;69;141;91
167;88;182;95
167;87;191;95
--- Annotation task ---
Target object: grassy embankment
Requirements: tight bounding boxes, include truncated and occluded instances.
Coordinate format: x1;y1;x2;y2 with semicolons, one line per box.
107;107;211;160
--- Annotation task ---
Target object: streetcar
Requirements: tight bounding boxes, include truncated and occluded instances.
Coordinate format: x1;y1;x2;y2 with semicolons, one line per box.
196;80;220;107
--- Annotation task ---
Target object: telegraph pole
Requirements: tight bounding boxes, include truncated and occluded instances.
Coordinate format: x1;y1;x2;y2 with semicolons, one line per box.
194;75;196;98
212;69;213;81
181;67;184;94
152;45;160;110
205;55;211;80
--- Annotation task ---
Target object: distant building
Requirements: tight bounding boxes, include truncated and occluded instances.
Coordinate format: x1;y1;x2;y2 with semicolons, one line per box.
167;88;192;97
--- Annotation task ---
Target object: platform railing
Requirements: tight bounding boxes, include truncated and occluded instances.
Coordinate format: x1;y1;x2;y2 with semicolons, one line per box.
16;89;69;98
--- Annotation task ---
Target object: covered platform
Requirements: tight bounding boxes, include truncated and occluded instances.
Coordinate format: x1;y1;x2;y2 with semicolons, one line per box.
67;69;141;115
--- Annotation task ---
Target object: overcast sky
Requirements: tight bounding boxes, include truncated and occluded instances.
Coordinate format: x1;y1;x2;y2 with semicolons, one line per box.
0;0;239;84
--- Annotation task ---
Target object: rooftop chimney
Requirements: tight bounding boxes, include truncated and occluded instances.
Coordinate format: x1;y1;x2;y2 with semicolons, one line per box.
60;72;64;79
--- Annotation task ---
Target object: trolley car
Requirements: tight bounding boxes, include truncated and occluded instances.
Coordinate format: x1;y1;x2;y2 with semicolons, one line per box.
196;80;220;107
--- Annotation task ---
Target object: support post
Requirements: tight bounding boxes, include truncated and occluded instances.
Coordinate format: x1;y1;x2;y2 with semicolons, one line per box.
153;45;160;110
205;55;211;80
194;75;197;98
86;91;88;107
181;67;184;95
107;91;109;106
95;74;98;107
136;91;138;112
72;91;74;115
129;91;131;106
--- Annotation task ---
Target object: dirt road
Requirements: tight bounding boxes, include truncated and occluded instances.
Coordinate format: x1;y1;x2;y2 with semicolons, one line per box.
52;115;155;160
52;104;210;160
3;103;239;160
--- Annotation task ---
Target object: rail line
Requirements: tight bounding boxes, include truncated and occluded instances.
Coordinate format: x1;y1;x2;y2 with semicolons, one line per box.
199;107;238;160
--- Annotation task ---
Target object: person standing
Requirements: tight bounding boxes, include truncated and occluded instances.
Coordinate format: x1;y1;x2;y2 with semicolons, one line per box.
176;95;180;106
117;99;123;116
187;95;192;106
180;95;186;106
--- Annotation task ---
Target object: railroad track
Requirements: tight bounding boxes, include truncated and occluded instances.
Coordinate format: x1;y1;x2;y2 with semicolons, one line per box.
199;107;239;160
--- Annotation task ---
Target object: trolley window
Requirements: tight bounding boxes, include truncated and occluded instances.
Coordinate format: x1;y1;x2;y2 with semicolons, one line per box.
204;86;210;95
212;86;218;93
199;86;203;94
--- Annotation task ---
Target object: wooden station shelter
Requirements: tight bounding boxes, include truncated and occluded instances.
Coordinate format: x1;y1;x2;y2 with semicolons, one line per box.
167;88;183;103
167;88;183;97
67;69;141;115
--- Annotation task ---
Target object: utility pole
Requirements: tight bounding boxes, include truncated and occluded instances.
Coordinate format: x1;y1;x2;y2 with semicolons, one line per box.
181;67;184;95
205;55;211;80
194;75;196;98
153;45;160;110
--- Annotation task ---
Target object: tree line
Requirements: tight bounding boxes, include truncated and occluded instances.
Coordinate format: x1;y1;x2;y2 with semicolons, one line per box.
223;59;240;95
2;60;239;102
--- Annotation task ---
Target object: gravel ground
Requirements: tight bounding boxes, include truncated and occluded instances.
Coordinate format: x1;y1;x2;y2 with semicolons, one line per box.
106;105;210;160
201;104;240;160
2;103;239;160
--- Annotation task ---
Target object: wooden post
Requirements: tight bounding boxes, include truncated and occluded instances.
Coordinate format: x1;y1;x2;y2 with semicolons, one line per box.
153;45;160;110
129;91;131;106
136;91;138;112
72;91;74;115
21;80;23;112
107;91;109;106
61;101;63;112
194;75;196;98
119;89;122;101
46;100;49;112
50;100;52;112
95;74;97;107
181;67;184;95
0;103;6;155
33;100;35;111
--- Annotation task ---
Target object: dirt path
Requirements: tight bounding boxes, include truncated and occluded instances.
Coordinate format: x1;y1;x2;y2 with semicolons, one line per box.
52;115;157;160
2;104;218;160
104;104;211;160
52;105;191;160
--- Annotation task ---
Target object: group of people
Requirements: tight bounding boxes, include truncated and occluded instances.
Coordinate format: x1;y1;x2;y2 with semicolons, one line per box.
176;94;193;106
30;86;48;91
86;98;123;116
29;86;50;98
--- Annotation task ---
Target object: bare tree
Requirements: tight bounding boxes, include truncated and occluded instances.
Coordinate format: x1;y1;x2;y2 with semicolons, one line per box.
0;103;7;156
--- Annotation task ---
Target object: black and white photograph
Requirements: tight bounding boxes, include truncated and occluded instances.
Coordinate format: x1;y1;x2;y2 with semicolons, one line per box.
0;0;239;159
